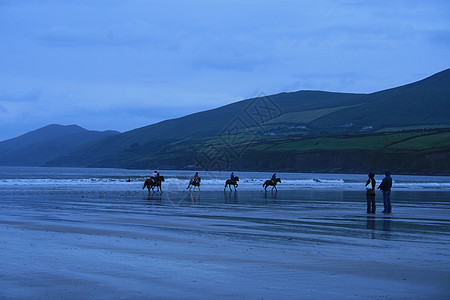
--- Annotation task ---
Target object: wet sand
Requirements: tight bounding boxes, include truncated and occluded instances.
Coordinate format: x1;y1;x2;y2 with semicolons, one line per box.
1;187;449;299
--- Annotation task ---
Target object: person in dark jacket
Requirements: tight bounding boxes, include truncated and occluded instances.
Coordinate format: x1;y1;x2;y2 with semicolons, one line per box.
271;173;277;183
365;173;376;213
378;170;393;213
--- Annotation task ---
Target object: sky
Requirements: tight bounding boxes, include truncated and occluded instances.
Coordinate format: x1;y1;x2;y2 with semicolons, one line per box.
0;0;449;141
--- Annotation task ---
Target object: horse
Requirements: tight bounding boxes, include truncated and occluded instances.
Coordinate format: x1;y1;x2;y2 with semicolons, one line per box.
186;177;201;191
263;178;281;191
224;177;239;191
143;175;165;193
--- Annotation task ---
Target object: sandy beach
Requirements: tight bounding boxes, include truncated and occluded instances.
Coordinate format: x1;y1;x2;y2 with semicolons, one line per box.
1;168;449;299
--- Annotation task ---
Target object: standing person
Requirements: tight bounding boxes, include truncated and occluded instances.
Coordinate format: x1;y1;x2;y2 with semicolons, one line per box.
378;170;393;213
365;173;376;214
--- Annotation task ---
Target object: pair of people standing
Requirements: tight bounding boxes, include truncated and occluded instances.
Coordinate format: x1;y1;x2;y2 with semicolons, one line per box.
365;170;393;214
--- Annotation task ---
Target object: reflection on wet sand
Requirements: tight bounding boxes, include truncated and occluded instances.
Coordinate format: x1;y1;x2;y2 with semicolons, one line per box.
264;190;278;199
365;215;391;240
224;190;238;204
188;191;201;204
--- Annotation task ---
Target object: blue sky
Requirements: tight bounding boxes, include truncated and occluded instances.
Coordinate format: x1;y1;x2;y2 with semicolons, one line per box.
0;0;449;141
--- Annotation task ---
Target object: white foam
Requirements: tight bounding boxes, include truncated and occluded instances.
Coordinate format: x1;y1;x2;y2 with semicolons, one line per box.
0;170;448;191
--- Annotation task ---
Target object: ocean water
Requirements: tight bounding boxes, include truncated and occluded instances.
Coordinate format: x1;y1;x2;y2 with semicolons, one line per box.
1;166;449;191
1;166;449;299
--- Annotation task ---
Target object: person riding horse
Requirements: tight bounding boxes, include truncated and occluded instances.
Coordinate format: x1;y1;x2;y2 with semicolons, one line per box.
194;172;199;183
187;172;201;191
143;173;165;193
263;174;281;191
151;171;158;183
224;174;239;191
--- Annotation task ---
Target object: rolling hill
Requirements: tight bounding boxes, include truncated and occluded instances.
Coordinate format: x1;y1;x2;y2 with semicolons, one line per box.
46;68;450;174
0;124;119;166
308;68;450;131
4;69;449;174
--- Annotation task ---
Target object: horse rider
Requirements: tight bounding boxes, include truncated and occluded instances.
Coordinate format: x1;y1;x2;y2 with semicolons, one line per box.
231;172;235;181
271;173;277;183
151;170;158;182
194;172;199;183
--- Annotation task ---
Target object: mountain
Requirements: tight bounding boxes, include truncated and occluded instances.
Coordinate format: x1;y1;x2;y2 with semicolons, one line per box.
47;91;367;167
0;124;120;166
47;69;450;174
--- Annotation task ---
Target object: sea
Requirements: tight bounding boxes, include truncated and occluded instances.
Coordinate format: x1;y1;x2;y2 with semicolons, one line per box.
1;166;449;191
1;166;449;298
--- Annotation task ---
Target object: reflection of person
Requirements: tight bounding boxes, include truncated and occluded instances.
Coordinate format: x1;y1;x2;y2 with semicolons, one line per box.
365;173;376;214
383;217;391;231
378;170;393;213
366;216;375;230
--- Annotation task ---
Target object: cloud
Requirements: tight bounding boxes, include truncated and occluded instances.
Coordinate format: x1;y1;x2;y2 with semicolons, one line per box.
0;90;42;103
34;21;175;49
0;0;449;141
428;30;450;46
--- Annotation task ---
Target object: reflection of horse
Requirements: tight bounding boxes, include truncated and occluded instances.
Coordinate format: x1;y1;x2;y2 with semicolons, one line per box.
187;177;201;191
263;178;281;191
224;177;239;191
143;176;165;193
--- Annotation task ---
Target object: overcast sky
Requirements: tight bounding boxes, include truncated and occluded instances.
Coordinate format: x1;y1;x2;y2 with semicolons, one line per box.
0;0;449;141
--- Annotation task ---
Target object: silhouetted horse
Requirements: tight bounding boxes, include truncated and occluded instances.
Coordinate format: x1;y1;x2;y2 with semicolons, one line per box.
263;178;281;191
224;177;239;191
143;176;165;193
187;177;201;191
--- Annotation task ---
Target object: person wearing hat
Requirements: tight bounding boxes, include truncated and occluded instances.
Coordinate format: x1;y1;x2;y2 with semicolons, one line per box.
378;170;393;213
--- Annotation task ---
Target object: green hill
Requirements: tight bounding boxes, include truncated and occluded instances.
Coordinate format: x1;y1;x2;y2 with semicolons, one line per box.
309;69;450;132
47;69;450;174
